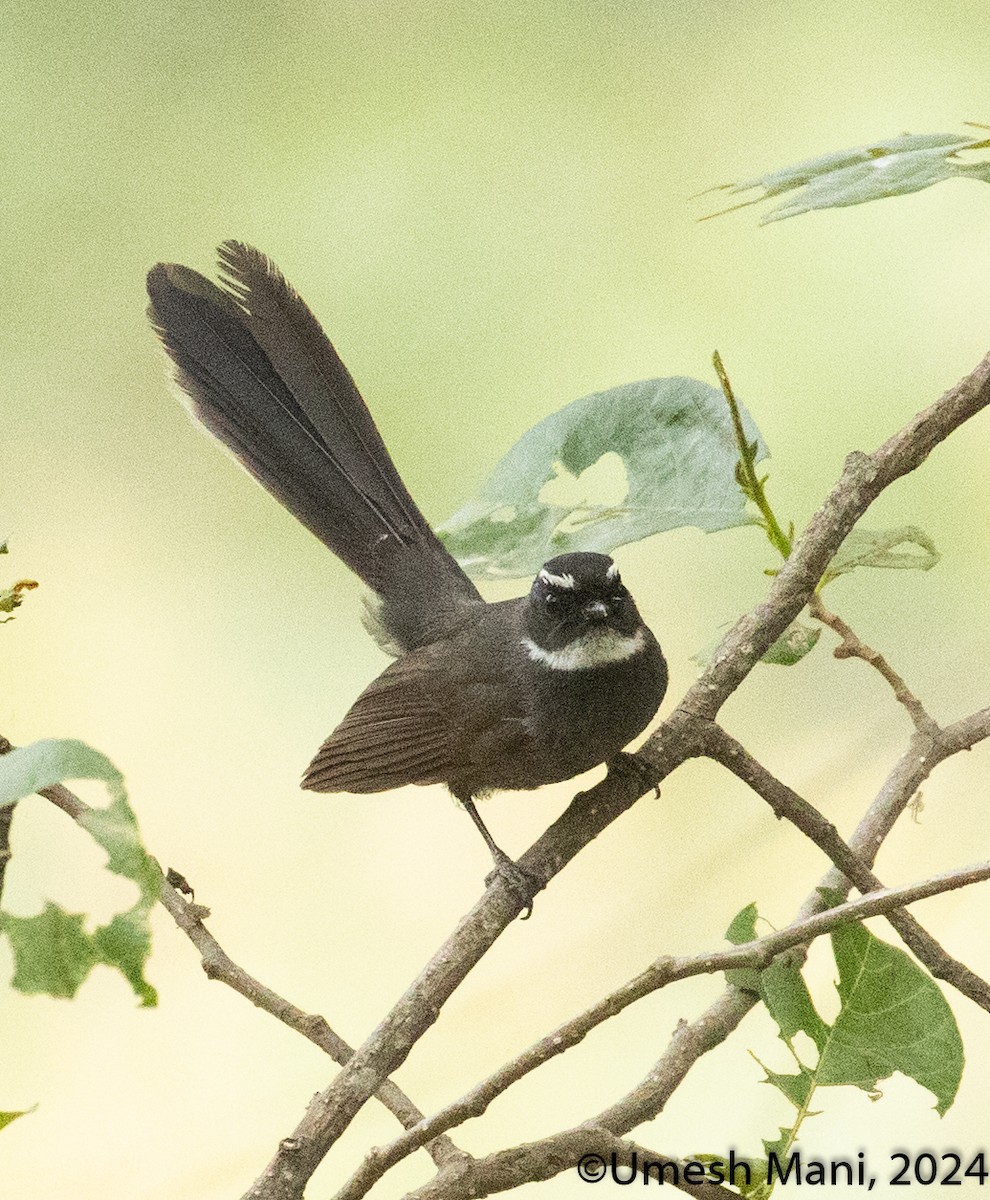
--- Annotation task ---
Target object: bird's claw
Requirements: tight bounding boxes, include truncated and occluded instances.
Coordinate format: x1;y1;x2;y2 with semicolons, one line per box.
485;852;540;919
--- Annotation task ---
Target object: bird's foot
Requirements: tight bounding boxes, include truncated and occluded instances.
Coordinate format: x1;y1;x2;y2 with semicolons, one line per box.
607;751;661;798
485;851;541;920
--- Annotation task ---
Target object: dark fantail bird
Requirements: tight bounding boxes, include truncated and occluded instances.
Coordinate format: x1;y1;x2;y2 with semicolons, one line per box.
146;242;668;914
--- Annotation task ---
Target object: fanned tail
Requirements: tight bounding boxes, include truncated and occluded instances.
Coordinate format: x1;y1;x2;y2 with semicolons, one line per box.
147;242;482;651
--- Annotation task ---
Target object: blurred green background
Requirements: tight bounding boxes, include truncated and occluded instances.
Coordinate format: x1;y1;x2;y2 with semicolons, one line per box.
4;1;990;1196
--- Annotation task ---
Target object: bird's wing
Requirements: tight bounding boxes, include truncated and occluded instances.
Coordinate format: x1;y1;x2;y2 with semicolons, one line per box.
302;653;460;793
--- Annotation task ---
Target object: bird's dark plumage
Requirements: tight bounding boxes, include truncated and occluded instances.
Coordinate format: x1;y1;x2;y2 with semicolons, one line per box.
147;243;668;909
147;243;482;652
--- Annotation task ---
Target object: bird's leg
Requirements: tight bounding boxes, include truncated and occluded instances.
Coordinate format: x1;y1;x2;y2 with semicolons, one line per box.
460;797;540;919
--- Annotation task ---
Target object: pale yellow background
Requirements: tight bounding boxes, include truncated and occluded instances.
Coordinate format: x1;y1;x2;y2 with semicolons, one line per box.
4;2;990;1196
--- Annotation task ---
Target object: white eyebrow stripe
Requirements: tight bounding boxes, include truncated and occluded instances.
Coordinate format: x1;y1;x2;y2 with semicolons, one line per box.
521;627;646;671
538;569;577;590
605;561;619;580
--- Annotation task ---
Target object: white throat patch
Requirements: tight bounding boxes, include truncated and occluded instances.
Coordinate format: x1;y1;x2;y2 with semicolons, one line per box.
522;627;646;671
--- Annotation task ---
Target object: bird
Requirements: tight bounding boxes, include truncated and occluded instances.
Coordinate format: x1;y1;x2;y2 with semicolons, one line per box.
146;241;668;914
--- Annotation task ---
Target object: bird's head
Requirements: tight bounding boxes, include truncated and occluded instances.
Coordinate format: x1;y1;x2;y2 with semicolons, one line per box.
522;552;648;670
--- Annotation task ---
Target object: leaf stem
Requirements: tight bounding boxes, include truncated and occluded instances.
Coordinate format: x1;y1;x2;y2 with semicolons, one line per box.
713;351;792;559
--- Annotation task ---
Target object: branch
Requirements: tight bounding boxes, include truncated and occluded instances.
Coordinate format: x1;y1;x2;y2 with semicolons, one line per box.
699;720;990;1010
241;349;990;1200
14;765;464;1172
333;860;990;1200
797;706;990;919
808;594;939;735
409;1127;745;1199
405;989;758;1200
155;877;465;1170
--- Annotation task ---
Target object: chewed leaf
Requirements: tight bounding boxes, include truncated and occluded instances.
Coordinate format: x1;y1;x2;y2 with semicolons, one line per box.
701;131;990;223
822;923;963;1115
439;377;768;578
0;739;124;808
821;525;940;586
0;740;159;1006
2;904;96;998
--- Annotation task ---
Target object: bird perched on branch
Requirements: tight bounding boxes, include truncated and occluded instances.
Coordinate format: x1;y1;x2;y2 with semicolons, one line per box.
146;242;667;914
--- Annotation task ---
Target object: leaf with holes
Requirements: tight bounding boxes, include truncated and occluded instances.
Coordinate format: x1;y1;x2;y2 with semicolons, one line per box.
821;921;963;1114
439;376;768;578
0;740;159;1005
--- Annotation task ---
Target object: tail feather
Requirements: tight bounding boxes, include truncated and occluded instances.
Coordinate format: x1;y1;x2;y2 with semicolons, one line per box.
146;243;482;651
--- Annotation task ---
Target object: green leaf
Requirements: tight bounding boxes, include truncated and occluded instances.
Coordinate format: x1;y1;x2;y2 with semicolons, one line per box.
0;739;124;808
724;902;762;990
702;131;990;224
438;377;768;578
819;922;963;1114
0;741;159;1006
759;958;829;1053
1;904;96;997
0;538;8;555
763;1065;814;1108
726;902;759;944
821;525;940;586
0;1107;34;1131
77;796;162;907
760;620;821;666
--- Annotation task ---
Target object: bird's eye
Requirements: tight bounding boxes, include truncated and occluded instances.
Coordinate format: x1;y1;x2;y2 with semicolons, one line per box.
608;588;628;605
544;592;559;606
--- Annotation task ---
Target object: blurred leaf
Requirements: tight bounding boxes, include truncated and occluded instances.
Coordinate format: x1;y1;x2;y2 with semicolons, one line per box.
0;740;159;1006
760;620;821;666
0;539;8;555
0;739;124;808
701;131;990;223
2;904;96;998
0;579;38;617
821;525;939;586
0;1107;34;1131
821;922;962;1114
438;377;768;578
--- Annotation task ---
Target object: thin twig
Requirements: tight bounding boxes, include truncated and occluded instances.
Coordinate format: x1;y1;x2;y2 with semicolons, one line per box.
796;707;990;920
699;720;990;1010
6;758;464;1172
332;861;990;1200
713;350;792;557
404;989;758;1200
808;593;940;735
